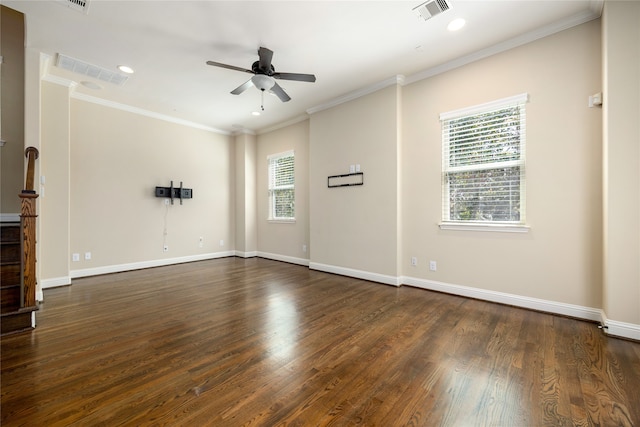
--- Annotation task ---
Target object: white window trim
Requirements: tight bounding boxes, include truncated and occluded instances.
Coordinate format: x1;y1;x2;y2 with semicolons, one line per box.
438;222;530;233
439;93;529;121
267;150;295;221
440;93;529;230
267;218;297;224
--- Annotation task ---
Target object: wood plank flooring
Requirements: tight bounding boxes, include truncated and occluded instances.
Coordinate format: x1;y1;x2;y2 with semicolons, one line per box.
1;257;639;426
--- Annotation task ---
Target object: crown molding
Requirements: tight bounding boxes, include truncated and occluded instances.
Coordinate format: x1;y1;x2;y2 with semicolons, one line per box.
42;73;77;89
70;92;230;135
306;75;405;115
232;128;257;136
405;9;601;86
257;114;310;135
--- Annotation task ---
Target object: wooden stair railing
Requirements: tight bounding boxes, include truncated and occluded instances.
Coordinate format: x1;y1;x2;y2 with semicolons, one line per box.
0;147;39;335
19;147;39;310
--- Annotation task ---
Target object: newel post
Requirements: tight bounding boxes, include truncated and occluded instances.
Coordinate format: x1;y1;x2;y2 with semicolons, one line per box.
20;146;39;308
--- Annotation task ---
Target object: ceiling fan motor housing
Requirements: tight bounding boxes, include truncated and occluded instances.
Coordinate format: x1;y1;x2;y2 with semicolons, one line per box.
252;61;275;76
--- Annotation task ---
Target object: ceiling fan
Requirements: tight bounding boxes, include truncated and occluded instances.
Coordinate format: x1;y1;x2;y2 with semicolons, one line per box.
206;47;316;104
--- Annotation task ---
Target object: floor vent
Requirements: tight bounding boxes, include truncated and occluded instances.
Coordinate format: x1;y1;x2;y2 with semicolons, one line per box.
413;0;451;21
56;0;90;14
55;54;128;86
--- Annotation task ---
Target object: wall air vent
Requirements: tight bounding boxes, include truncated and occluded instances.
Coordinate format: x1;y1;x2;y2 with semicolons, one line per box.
55;54;128;86
413;0;451;21
56;0;91;14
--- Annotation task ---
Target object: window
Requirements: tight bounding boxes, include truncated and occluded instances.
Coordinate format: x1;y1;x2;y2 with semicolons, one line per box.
440;93;528;229
268;150;295;221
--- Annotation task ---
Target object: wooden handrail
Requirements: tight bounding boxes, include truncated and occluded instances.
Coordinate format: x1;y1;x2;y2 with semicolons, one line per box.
20;147;39;309
23;146;39;194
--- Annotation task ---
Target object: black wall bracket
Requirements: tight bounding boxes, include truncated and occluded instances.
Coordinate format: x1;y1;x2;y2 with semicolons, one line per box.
328;172;364;188
155;181;192;205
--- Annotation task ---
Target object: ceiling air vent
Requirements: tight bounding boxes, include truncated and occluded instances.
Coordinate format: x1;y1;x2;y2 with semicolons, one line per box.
413;0;451;21
56;54;129;86
56;0;90;14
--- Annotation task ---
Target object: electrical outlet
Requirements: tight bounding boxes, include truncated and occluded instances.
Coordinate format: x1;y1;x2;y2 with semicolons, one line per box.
163;245;169;252
302;244;307;253
164;199;170;205
411;256;417;266
72;253;80;262
199;237;204;248
429;260;437;271
219;239;224;247
84;252;91;260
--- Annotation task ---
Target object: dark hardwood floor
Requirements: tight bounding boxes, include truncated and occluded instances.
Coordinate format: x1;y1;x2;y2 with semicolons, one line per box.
1;257;639;426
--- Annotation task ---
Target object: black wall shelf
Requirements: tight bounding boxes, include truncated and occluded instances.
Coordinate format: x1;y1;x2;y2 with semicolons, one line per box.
328;172;364;188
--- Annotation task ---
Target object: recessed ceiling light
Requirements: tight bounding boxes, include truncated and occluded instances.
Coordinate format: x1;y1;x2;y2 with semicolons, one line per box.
447;18;466;32
117;65;134;74
251;111;261;116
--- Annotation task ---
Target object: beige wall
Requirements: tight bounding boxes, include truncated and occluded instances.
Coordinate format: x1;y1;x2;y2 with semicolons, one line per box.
39;81;70;282
69;99;234;271
257;119;310;262
602;0;640;326
0;5;25;215
402;20;603;307
310;86;400;277
235;132;257;255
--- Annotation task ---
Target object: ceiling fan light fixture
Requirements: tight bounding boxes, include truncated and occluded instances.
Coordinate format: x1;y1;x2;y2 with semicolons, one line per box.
251;74;275;91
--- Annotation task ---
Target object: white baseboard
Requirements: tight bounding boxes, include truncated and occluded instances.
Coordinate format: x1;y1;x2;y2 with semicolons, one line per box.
309;262;400;286
235;250;258;258
38;276;72;301
41;276;71;289
304;263;640;339
70;251;235;279
0;213;20;222
601;313;640;341
402;275;603;322
257;251;309;267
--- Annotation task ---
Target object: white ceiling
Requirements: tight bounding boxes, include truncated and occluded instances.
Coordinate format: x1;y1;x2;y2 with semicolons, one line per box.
5;0;602;134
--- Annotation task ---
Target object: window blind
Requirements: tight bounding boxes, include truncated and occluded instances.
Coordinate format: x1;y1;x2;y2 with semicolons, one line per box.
441;94;527;224
268;151;295;220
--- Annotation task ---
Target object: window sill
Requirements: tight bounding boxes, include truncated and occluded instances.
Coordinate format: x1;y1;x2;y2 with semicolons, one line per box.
268;218;296;224
439;222;530;233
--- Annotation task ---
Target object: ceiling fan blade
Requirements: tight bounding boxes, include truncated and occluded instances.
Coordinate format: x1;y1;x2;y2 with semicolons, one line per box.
231;79;254;95
206;60;253;74
258;47;273;72
272;72;316;83
270;82;291;102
